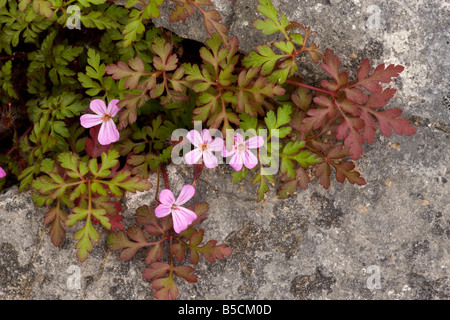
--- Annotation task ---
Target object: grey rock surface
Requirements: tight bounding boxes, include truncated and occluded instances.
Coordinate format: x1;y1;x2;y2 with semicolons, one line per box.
0;0;449;300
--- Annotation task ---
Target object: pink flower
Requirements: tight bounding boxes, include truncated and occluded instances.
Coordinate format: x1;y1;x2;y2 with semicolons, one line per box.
80;99;120;146
155;185;197;233
0;166;6;178
222;133;264;171
184;129;224;168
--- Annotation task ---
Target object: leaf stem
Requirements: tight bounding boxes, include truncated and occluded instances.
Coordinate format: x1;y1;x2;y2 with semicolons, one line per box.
161;164;170;190
285;79;336;97
6;125;33;156
155;166;161;203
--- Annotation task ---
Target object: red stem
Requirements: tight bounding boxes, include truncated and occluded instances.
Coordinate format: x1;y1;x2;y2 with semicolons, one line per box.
5;125;32;156
0;52;28;61
161;164;170;190
285;79;336;97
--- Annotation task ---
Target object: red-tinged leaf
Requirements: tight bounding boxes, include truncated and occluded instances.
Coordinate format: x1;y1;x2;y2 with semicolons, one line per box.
314;95;334;108
338;98;361;116
107;230;136;258
291;86;313;111
173;265;198;283
145;243;164;264
143;262;171;280
278;179;297;199
127;225;148;243
365;91;388;109
357;58;371;80
190;248;200;265
108;214;124;231
327;145;350;160
310;139;333;153
303;106;337;130
107;227;151;261
320;49;348;88
151;276;178;300
297;167;310;190
380;88;397;101
189;229;204;247
191;201;209;225
235;68;284;116
43;205;68;247
142;212;168;237
316;162;331;189
170;1;227;43
117;92;150;128
105;57;147;89
92;198;122;216
159;217;173;235
172;242;186;262
334;161;366;186
356;59;404;93
136;204;157;225
336;118;365;160
92;210;123;230
289;108;307;134
202;11;228;44
150;82;165;98
306;41;322;64
169;1;195;22
86;126;111;158
197;240;232;263
368;108;417;138
343;87;368;104
32;0;53;18
360;108;377;144
321;79;341;92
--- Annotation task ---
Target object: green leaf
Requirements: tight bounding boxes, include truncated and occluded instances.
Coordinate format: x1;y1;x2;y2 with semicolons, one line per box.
122;11;145;48
96;150;120;178
253;0;290;38
73;219;98;262
264;104;292;132
108;170;153;196
242;46;285;76
231;166;248;184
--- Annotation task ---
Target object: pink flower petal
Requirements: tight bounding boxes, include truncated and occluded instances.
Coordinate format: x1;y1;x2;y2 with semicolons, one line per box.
234;133;244;145
175;184;195;206
159;189;175;205
107;120;120;142
90;99;107;115
201;129;212;144
186;130;202;147
229;152;243;171
98;120;119;145
80;114;103;128
172;206;197;233
107;99;120;116
209;137;224;152
245;136;264;149
222;143;236;157
244;150;259;169
203;150;218;168
185;148;203;165
0;167;6;178
155;204;172;218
